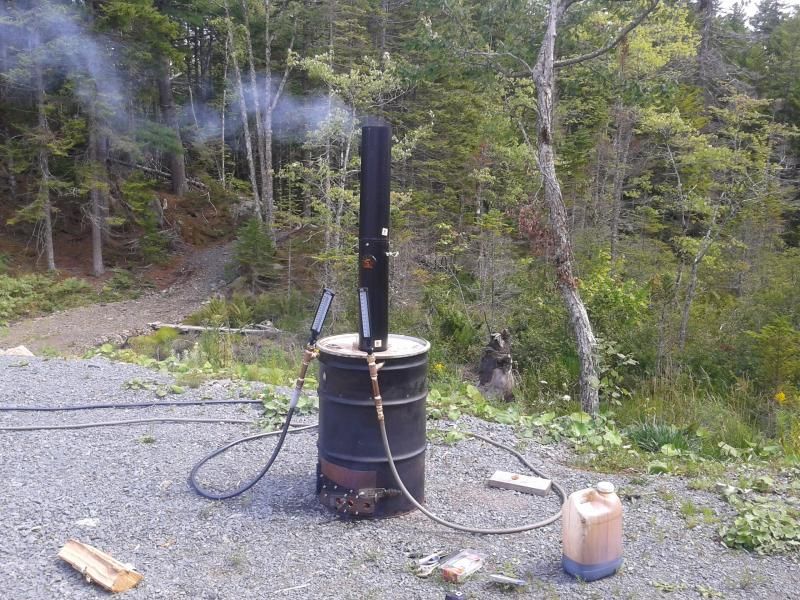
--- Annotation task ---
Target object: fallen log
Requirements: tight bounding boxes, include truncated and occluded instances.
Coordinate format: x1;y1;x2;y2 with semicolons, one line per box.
58;539;143;593
148;321;281;337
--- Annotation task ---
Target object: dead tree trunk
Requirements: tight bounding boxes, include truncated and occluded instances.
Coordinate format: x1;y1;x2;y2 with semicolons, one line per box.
224;2;262;221
522;0;659;413
263;0;294;237
241;0;271;233
530;0;599;415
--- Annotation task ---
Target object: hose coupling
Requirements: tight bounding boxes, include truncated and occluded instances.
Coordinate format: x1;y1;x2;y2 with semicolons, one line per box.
366;354;385;422
295;345;318;391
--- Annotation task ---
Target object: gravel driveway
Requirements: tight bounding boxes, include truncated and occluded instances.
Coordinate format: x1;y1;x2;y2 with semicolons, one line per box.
0;242;232;356
1;355;797;599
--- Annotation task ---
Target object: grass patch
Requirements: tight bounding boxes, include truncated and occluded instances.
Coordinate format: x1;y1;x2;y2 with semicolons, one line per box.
680;500;718;529
100;268;149;302
128;327;181;360
0;273;94;324
627;420;698;454
185;291;310;332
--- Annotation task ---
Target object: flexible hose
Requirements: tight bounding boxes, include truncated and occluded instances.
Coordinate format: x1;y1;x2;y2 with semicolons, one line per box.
188;344;320;500
188;415;317;499
0;417;256;431
0;399;264;412
379;421;566;534
365;353;566;534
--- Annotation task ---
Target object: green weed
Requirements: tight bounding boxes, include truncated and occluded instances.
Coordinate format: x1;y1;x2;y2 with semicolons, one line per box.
627;420;698;454
0;273;94;324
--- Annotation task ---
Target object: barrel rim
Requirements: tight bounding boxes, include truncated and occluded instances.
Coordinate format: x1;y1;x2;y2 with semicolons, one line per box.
317;333;430;358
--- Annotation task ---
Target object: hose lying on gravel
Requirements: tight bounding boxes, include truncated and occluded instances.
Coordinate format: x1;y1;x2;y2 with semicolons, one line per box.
0;417;258;432
388;426;566;534
188;419;318;499
363;354;566;535
1;403;565;534
0;399;264;412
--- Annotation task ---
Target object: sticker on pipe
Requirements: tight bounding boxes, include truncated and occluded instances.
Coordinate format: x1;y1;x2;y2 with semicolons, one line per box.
361;255;377;269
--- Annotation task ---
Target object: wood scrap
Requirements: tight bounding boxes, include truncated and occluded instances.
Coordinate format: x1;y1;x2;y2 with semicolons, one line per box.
58;539;143;592
148;321;281;337
487;470;552;496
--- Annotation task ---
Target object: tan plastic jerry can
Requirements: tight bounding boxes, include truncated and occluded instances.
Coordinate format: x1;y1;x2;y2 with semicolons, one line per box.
561;481;623;581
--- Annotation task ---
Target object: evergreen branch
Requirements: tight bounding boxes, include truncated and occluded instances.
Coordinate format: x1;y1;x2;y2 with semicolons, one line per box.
554;0;660;69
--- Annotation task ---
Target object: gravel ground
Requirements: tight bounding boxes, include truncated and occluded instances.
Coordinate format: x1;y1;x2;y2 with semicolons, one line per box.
0;242;232;355
1;355;797;599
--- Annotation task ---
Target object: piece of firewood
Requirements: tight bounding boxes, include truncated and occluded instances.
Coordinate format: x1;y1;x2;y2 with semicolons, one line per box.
487;470;552;496
148;321;281;336
58;539;143;593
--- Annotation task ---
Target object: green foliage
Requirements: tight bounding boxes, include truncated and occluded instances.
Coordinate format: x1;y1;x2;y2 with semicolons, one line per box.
100;269;147;302
185;292;309;332
720;498;800;555
626;420;698;454
581;254;649;338
0;274;93;324
259;389;318;430
746;317;800;391
120;175;170;264
128;327;180;360
233;219;275;290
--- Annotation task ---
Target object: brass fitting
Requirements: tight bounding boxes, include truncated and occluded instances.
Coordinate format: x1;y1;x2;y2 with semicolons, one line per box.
367;354;385;422
294;345;318;391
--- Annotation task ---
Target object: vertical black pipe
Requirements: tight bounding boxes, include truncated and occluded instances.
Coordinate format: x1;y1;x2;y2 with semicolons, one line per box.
358;124;391;352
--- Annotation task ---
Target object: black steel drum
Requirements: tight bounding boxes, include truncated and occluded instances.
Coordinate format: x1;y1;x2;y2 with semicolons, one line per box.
316;333;429;517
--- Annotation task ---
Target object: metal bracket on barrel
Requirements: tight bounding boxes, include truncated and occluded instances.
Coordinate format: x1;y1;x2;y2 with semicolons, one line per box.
320;486;400;516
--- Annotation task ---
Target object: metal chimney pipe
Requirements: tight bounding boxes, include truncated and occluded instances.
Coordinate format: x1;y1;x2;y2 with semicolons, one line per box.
358;124;391;352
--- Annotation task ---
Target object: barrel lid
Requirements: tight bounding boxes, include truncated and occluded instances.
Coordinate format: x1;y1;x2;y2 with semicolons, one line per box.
317;333;430;358
596;481;615;494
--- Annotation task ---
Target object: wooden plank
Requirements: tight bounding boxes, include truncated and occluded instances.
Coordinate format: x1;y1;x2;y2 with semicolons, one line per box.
487;470;552;496
58;539;143;593
148;322;280;336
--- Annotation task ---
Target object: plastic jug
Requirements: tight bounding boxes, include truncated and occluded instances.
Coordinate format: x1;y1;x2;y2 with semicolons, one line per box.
562;481;623;581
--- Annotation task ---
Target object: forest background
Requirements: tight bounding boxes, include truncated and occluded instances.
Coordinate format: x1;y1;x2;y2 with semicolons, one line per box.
0;0;799;457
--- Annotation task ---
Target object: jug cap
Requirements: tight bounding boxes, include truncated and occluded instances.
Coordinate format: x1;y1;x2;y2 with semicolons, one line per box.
596;481;615;494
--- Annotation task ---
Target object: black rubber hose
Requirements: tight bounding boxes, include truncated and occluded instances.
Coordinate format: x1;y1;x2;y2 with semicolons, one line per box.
0;417;256;431
188;410;317;500
0;399;264;412
380;421;567;534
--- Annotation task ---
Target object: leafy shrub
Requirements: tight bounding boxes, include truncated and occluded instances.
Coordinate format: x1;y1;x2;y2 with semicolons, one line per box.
100;269;146;302
746;317;800;391
128;327;180;360
720;499;800;554
627;420;698;453
0;274;93;324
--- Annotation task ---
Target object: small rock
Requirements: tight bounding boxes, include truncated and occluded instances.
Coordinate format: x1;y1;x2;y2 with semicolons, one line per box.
0;345;35;357
75;518;99;528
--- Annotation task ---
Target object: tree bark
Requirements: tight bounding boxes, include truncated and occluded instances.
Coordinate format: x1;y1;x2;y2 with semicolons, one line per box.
532;0;600;415
224;3;262;221
241;0;272;233
34;55;55;271
678;218;719;352
156;56;188;197
609;101;634;261
88;99;105;277
220;35;230;187
697;0;716;99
